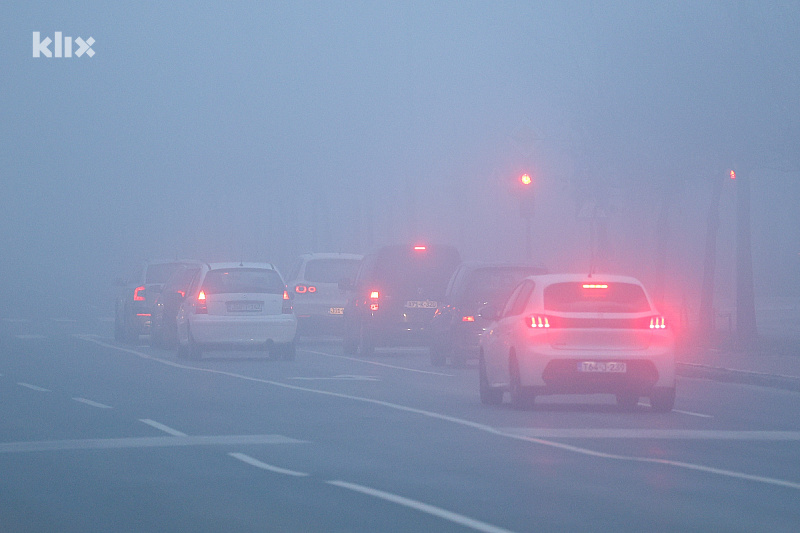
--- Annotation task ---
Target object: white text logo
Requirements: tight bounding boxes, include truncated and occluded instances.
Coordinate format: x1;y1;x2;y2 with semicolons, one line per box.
33;32;95;58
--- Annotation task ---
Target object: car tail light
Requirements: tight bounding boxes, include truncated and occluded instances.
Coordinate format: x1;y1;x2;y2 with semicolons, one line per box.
369;290;380;311
526;315;551;328
413;245;427;251
649;316;666;329
295;284;307;294
282;290;293;314
462;315;475;322
195;290;208;314
133;286;146;301
582;284;608;289
307;285;316;293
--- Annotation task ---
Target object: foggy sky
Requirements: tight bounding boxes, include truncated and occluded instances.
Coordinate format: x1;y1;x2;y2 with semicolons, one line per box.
2;1;799;313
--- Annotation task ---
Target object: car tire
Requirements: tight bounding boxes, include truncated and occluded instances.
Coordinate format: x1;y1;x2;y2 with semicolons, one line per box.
358;327;374;357
187;331;202;361
509;355;535;410
616;393;639;411
650;387;676;413
479;354;503;406
430;344;447;367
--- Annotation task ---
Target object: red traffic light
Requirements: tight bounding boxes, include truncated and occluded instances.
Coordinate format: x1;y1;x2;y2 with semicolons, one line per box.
730;170;736;180
520;173;532;185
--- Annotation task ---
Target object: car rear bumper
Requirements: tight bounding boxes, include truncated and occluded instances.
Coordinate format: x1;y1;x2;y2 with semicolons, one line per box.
189;315;297;346
517;346;676;394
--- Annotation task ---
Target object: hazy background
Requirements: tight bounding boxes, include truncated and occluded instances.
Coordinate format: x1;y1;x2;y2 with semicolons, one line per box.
2;1;799;319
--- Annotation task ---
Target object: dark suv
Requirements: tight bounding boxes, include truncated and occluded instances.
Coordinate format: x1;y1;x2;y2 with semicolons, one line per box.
114;260;200;343
342;244;461;356
429;262;547;367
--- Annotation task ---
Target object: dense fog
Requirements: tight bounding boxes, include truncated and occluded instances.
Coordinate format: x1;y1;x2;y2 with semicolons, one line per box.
2;1;799;318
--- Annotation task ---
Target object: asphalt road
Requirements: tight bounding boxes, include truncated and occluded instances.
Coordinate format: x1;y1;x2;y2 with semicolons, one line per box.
1;315;799;532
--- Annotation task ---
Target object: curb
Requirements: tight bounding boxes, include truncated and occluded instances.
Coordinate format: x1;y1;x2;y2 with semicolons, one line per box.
677;362;800;393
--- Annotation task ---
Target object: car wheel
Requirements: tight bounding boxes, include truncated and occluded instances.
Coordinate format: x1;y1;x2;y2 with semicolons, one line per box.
430;344;447;367
342;335;358;355
616;393;639;411
114;310;124;342
278;341;296;361
187;331;202;361
650;387;676;413
479;353;503;406
509;355;535;410
358;327;374;357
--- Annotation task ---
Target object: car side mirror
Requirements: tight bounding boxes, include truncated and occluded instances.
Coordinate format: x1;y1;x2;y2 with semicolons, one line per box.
478;304;498;321
338;278;354;291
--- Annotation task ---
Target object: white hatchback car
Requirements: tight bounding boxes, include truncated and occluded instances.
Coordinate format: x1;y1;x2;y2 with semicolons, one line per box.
175;262;297;360
479;274;675;412
285;252;363;334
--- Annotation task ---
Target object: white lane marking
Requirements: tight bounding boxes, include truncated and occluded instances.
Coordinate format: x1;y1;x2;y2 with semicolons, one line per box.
51;318;77;323
98;317;115;323
290;375;380;382
72;397;113;409
75;334;800;491
18;382;50;392
499;428;800;440
139;419;187;437
228;452;309;477
637;402;713;419
0;434;306;453
327;480;516;533
15;334;47;340
303;349;454;376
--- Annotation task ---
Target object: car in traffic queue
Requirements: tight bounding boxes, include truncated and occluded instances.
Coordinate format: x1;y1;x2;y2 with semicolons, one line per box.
175;262;297;360
149;262;203;348
429;261;547;367
479;273;676;412
341;244;461;356
114;259;201;343
285;252;363;335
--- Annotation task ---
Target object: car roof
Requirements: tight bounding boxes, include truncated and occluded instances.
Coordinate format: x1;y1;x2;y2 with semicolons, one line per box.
522;273;646;286
456;261;548;273
206;262;278;271
298;252;364;261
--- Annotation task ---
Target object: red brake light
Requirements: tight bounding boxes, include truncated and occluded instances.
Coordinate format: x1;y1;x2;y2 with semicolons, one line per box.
282;290;293;314
582;284;608;289
370;291;380;299
413;245;426;251
649;316;666;329
133;286;146;301
177;290;185;298
369;290;380;311
295;285;307;294
462;315;475;322
307;285;317;293
195;290;208;314
526;315;551;328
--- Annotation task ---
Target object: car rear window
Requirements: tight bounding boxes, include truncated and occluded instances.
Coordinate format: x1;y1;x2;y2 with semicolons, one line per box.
165;267;200;291
145;263;184;284
543;282;651;313
304;258;361;284
370;246;461;297
460;267;542;307
202;269;284;295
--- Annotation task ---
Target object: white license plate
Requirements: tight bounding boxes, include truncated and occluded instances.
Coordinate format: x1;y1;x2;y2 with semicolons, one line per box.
329;307;344;315
405;300;437;309
227;301;263;312
578;361;627;373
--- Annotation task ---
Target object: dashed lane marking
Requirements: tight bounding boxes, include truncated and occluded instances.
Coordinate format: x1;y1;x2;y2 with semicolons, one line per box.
498;428;800;440
228;452;309;477
303;349;454;376
15;335;48;340
0;434;306;453
139;419;187;437
327;480;516;533
290;375;380;381
74;334;800;491
17;382;50;392
638;402;713;418
72;397;113;409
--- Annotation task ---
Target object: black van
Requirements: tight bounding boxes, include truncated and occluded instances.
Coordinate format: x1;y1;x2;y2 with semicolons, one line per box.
341;244;461;356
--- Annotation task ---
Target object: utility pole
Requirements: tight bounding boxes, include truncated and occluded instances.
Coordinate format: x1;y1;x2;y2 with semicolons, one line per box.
735;170;758;345
698;173;724;340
